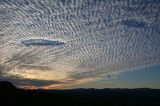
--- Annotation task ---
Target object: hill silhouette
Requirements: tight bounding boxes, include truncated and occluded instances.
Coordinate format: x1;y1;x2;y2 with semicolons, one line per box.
0;81;160;106
0;81;16;89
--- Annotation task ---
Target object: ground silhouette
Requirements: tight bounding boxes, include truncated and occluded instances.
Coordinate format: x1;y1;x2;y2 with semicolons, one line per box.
0;81;160;106
0;81;16;89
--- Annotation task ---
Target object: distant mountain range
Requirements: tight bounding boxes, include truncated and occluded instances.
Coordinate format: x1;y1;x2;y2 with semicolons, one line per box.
0;81;160;106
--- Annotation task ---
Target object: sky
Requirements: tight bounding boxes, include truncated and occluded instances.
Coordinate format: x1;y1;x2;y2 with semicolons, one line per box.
69;64;160;89
0;0;160;89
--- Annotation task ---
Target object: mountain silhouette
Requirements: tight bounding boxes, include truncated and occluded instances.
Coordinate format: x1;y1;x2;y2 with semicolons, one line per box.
0;81;160;106
0;81;16;89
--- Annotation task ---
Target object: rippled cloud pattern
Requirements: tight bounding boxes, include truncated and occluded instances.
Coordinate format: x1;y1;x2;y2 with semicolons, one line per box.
0;0;160;89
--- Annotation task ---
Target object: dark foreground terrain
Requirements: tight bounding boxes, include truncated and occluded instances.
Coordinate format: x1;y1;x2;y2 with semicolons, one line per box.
0;81;160;106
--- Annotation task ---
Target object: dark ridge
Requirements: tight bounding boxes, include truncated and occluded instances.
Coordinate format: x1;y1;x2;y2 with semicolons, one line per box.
0;81;16;89
0;81;160;106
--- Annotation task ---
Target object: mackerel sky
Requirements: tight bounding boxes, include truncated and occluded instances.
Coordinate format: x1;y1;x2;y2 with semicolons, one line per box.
0;0;160;89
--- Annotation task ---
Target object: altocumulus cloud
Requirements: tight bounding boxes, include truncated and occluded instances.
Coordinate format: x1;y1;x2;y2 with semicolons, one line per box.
21;39;65;46
0;0;160;89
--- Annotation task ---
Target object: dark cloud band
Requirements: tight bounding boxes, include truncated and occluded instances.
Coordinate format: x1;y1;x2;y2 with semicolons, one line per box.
21;39;65;46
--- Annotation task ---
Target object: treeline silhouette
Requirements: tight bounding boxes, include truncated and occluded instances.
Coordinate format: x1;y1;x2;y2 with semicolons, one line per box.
0;81;160;106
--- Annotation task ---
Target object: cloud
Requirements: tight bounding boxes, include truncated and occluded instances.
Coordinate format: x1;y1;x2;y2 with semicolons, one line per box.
0;75;63;88
21;39;65;46
0;0;160;89
122;19;146;28
0;65;64;88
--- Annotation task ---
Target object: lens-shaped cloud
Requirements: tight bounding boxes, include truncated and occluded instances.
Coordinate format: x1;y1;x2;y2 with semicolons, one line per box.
21;39;65;46
122;19;146;28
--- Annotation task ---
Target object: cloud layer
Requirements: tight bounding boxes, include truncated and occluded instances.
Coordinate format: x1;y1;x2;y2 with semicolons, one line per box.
0;0;160;89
